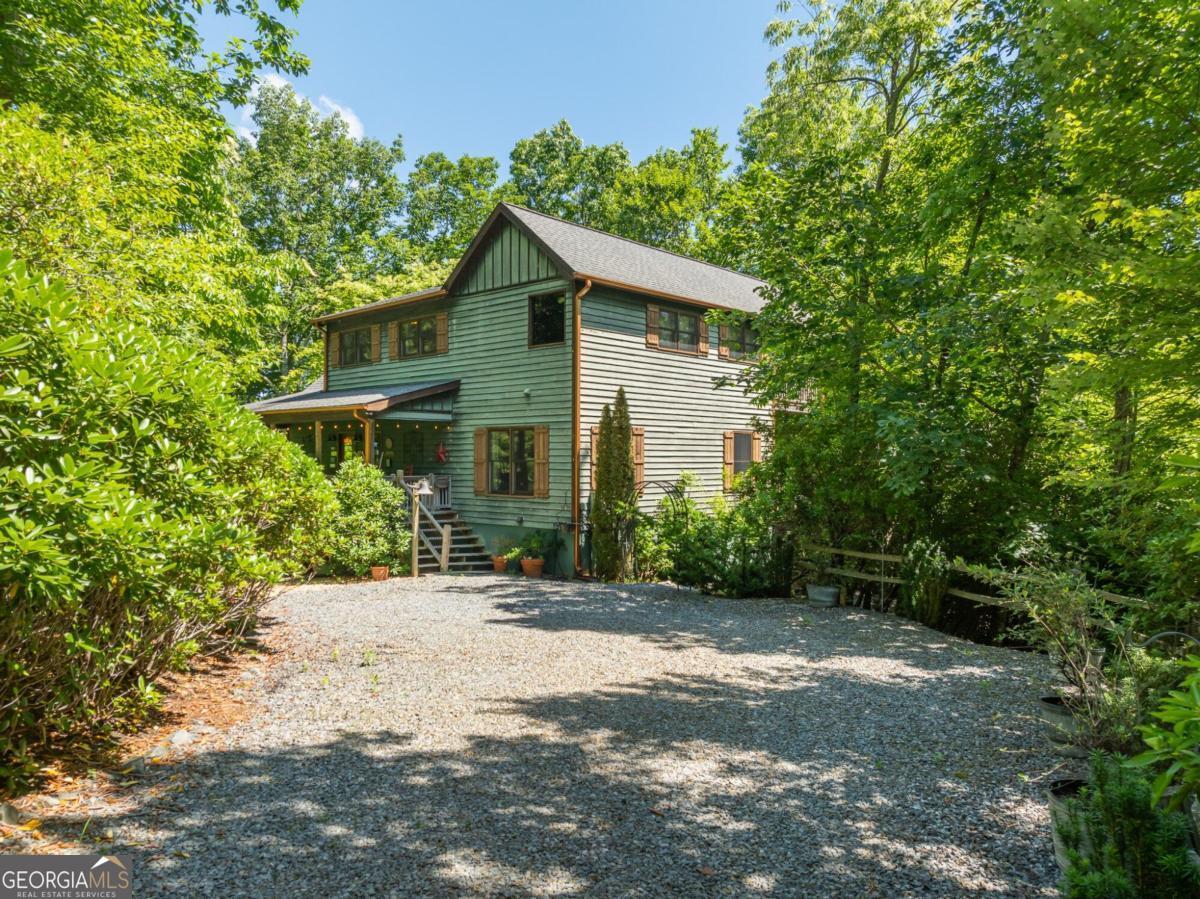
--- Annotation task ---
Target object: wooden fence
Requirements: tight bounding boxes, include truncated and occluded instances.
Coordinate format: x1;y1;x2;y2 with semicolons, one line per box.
800;545;1143;609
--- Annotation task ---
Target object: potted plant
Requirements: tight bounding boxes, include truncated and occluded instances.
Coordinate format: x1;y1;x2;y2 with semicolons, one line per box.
370;563;389;581
519;532;545;578
491;537;514;574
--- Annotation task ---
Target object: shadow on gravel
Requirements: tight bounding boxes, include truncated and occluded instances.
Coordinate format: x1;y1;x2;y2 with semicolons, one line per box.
45;669;1056;897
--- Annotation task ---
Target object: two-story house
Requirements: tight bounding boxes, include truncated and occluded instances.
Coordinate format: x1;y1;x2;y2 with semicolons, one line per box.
248;203;767;576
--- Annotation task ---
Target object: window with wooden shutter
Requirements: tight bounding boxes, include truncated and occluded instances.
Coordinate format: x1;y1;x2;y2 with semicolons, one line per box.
534;426;550;497
645;303;660;348
632;426;645;486
751;432;763;463
723;431;734;491
718;323;730;359
436;311;449;353
473;428;487;494
371;323;381;362
697;322;709;356
388;321;399;360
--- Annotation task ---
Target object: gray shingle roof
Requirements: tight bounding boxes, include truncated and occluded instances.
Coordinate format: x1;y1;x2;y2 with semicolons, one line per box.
246;380;458;414
312;286;446;324
501;204;767;313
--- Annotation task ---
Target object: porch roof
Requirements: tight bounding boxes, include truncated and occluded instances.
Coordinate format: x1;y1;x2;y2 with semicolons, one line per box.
247;379;460;416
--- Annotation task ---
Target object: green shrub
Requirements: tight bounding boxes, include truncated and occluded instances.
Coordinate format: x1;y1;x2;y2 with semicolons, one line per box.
898;538;949;626
648;474;792;597
591;388;635;580
1131;655;1200;811
1056;755;1199;898
325;458;411;577
0;253;334;789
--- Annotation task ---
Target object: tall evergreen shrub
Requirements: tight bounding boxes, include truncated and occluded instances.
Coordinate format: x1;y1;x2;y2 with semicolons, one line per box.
591;388;634;579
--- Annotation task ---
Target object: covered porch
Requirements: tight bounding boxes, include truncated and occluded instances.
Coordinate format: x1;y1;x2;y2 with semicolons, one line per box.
248;379;460;509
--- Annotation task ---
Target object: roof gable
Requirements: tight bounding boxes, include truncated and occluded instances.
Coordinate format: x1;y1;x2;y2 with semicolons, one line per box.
452;217;564;296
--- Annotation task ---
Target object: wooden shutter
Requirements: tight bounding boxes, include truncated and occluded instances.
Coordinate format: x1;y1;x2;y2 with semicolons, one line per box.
722;431;734;491
645;303;660;348
632;426;645;486
474;428;487;494
436;311;449;353
533;426;550;498
718;323;730;359
590;424;599;491
697;318;709;356
329;329;341;368
751;432;763;463
370;323;381;362
388;321;399;360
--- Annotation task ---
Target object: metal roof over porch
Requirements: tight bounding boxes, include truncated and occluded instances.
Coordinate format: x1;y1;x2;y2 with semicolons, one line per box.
247;379;460;416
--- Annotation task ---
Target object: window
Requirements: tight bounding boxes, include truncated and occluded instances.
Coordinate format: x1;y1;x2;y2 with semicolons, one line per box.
725;321;759;360
339;327;372;366
398;316;438;358
529;293;565;346
733;431;754;476
488;427;535;496
658;308;701;352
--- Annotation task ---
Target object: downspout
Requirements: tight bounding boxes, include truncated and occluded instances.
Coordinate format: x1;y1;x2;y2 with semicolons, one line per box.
571;278;592;576
352;409;373;464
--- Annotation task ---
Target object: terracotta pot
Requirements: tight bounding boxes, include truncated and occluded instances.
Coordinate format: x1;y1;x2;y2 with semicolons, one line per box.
370;565;389;581
520;557;544;578
492;555;508;573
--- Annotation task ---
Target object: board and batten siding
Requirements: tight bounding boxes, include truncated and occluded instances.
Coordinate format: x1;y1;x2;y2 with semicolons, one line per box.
326;273;574;536
580;285;761;512
458;220;558;296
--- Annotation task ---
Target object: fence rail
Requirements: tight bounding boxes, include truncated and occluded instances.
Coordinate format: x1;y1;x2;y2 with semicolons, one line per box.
800;544;1143;609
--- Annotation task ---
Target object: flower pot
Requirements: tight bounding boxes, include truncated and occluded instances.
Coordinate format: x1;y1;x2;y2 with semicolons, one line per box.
1038;695;1079;742
1048;777;1090;872
805;584;839;607
520;557;544;578
370;565;389;582
492;555;508;573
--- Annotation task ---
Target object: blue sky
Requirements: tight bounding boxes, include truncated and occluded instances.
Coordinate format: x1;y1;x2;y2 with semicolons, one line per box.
202;0;781;175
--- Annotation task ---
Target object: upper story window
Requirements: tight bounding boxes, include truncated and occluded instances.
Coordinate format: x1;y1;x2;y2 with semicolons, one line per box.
529;293;565;346
399;316;438;358
657;308;701;352
723;320;759;360
339;327;373;367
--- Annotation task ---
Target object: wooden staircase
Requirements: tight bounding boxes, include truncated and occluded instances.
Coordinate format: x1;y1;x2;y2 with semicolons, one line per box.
416;509;493;575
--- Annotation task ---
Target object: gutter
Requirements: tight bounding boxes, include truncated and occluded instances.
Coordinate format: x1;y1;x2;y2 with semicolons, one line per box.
571;277;592;576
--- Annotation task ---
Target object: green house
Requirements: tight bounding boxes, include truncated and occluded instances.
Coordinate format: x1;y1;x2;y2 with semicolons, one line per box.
249;203;767;576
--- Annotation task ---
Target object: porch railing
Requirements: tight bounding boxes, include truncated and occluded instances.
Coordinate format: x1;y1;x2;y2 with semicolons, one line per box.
398;478;451;576
396;474;452;511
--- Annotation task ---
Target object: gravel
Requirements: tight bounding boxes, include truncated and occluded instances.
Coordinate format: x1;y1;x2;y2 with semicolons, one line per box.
91;576;1062;896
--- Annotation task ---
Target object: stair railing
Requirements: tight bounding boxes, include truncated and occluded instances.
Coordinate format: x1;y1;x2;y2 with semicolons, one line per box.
402;480;451;575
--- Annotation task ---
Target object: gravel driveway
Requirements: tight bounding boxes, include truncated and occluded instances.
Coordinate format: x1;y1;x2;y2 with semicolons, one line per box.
99;576;1061;896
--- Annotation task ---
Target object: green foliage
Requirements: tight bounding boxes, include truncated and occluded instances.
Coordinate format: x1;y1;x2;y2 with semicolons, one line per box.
516;530;562;562
898;538;950;626
648;475;793;598
0;253;333;789
591;389;635;580
324;458;411;577
508;120;630;225
1056;756;1200;898
1131;656;1200;811
403;152;519;264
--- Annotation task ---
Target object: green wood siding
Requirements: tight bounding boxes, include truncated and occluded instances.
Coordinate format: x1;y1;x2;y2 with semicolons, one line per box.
580;285;760;511
326;276;573;536
458;221;559;295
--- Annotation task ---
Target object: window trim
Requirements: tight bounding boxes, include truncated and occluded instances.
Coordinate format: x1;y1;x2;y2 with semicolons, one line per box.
656;307;702;353
724;320;759;361
486;426;536;497
394;314;441;360
528;292;566;348
338;326;373;368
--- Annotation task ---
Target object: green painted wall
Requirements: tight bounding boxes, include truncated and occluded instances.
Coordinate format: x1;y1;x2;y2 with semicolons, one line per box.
326;257;574;569
458;221;558;295
579;285;761;513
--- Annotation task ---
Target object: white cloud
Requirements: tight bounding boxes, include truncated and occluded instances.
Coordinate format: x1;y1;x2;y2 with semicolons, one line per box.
235;74;365;142
317;95;364;140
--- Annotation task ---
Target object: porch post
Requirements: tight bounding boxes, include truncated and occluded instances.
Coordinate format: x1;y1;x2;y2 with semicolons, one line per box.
363;416;374;465
314;421;323;469
411;488;420;578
